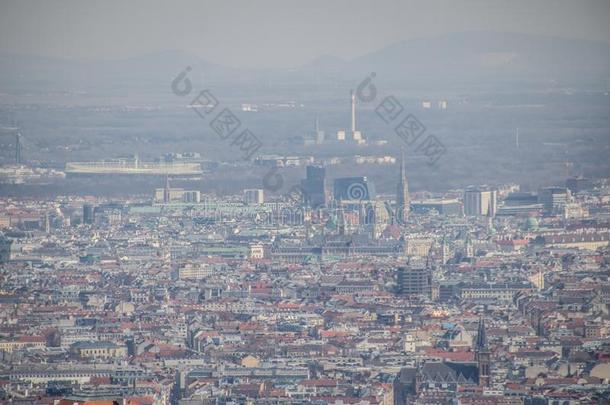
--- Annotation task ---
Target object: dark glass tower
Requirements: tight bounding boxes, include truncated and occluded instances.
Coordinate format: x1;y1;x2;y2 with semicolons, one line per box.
300;165;327;208
83;204;95;225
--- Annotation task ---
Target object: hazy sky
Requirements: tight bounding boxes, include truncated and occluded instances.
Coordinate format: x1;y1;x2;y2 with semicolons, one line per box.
1;0;610;68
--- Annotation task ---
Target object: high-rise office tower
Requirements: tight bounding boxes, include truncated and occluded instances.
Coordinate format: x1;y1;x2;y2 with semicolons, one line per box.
396;149;410;223
333;177;375;201
314;115;325;145
183;190;201;203
464;187;497;217
565;177;591;194
538;187;570;214
83;204;95;225
396;262;432;298
244;189;265;205
300;165;327;208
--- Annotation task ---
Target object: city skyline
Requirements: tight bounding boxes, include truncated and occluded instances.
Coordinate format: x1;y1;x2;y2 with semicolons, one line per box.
1;2;610;404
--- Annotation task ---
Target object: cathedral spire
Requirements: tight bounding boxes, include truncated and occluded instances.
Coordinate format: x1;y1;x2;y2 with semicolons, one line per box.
475;317;487;350
475;317;491;386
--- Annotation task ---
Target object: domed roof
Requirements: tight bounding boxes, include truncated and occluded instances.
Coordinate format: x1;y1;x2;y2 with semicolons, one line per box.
325;215;338;230
526;216;539;230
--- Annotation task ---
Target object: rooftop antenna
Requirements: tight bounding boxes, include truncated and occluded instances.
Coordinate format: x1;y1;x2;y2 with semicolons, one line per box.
515;127;519;149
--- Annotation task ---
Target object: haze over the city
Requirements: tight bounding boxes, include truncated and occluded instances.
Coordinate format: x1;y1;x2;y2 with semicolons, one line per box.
1;2;610;405
2;0;610;68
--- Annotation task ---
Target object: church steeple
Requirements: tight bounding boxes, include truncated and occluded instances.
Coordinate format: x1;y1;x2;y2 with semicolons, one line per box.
475;317;487;349
475;317;491;386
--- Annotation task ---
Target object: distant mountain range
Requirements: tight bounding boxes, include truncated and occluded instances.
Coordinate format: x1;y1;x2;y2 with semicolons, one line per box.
298;31;610;89
1;31;610;93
